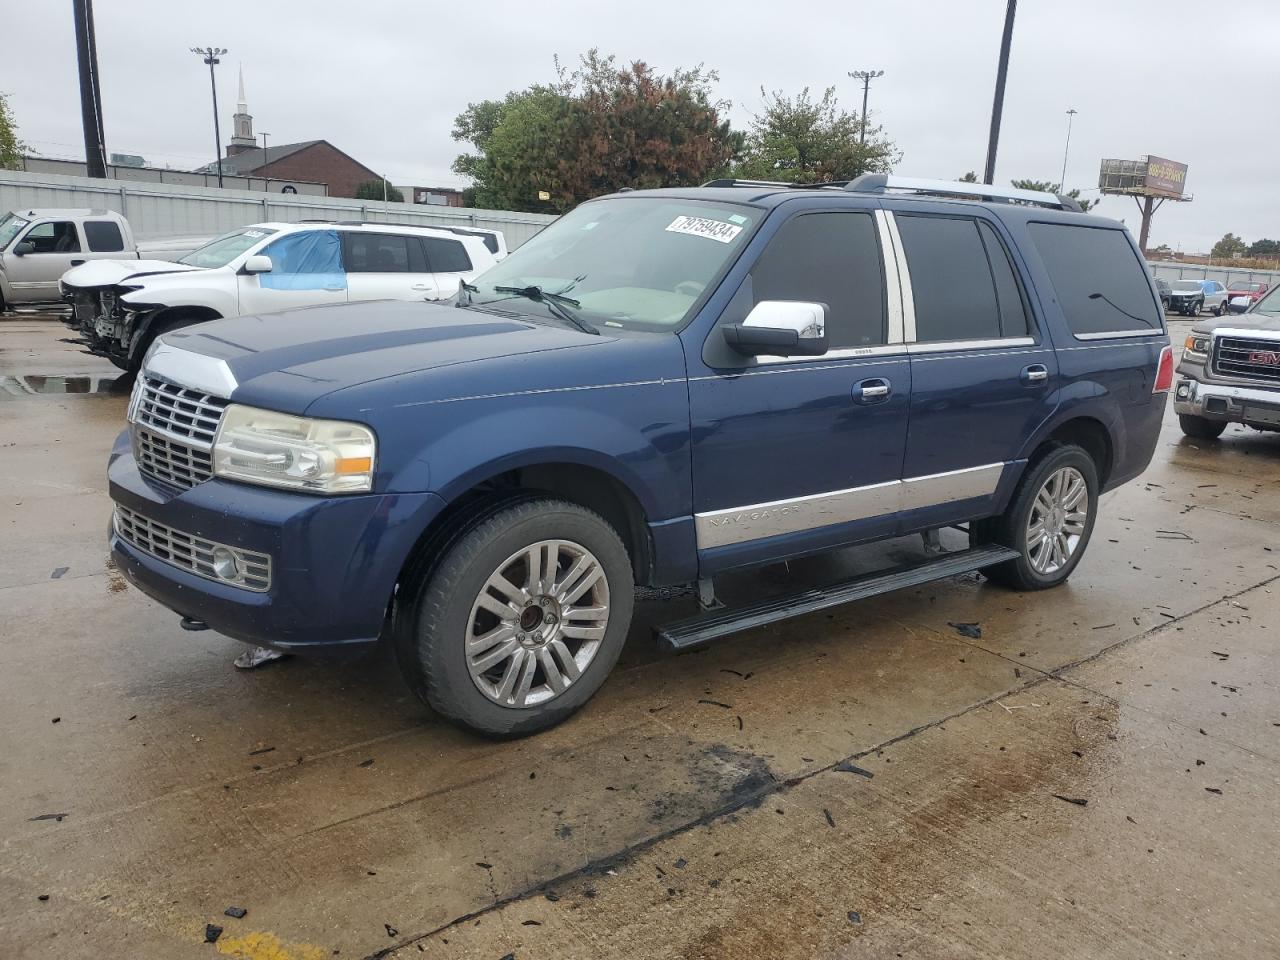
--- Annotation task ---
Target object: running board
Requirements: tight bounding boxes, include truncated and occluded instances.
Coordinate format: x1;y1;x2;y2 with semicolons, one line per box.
656;545;1019;651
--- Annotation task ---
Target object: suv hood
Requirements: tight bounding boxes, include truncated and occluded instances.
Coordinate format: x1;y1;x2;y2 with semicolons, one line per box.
153;299;609;412
62;259;201;290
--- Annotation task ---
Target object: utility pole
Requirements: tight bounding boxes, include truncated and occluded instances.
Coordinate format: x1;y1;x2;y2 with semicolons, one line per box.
983;0;1018;185
1058;108;1077;192
260;131;269;156
260;133;270;192
72;0;107;177
848;69;884;146
191;46;227;187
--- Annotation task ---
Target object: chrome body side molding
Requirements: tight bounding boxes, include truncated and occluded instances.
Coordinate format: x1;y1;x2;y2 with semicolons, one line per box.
695;462;1006;549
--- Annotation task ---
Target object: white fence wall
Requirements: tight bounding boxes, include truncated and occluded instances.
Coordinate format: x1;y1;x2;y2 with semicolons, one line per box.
0;168;557;249
1148;259;1280;289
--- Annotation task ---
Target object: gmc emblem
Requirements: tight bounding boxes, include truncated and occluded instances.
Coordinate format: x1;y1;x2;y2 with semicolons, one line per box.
1248;350;1280;366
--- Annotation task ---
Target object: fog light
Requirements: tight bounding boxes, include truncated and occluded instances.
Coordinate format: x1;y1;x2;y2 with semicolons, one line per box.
1175;382;1190;400
210;546;241;581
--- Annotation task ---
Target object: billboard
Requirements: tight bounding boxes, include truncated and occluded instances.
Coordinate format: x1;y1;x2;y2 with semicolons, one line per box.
1144;156;1187;197
1099;156;1188;197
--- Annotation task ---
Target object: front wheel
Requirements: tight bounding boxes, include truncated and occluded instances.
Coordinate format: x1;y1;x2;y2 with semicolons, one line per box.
976;445;1098;591
1189;299;1202;317
397;498;634;737
1179;414;1227;440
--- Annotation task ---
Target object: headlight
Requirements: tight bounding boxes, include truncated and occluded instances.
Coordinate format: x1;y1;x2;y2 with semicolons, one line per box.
212;404;376;494
1183;334;1210;358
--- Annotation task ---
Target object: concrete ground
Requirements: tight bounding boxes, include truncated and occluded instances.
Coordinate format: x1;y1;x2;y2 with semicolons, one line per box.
2;314;1278;960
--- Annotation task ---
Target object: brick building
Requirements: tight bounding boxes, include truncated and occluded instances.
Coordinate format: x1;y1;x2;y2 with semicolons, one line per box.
201;71;384;199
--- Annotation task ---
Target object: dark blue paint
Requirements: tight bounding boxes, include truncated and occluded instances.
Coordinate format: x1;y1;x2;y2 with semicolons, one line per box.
109;188;1168;653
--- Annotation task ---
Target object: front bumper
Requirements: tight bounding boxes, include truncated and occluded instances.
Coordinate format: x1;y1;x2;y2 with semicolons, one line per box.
108;432;446;652
1173;374;1280;425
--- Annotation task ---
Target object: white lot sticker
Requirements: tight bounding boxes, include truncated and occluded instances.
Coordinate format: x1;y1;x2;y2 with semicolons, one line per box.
665;215;743;244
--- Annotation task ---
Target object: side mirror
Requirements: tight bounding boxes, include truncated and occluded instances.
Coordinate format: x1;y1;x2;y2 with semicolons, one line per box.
12;240;34;256
242;254;273;274
1229;295;1251;311
722;300;828;357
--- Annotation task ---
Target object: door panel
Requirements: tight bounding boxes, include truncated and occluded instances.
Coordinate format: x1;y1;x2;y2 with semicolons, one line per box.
687;207;912;575
6;220;84;301
890;209;1057;529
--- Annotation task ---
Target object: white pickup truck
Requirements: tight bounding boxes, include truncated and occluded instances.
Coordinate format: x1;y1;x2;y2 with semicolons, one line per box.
0;209;204;309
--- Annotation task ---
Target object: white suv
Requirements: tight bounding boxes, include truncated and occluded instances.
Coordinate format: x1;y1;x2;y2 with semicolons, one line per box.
61;220;502;371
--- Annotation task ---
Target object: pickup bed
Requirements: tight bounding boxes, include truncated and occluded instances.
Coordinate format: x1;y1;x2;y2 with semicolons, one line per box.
106;175;1172;736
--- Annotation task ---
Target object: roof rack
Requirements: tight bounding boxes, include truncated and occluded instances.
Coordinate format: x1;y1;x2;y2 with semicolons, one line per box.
700;178;848;190
843;174;1083;213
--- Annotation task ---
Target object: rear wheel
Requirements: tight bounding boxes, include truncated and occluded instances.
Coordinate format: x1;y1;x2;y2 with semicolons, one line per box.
1178;414;1227;440
397;498;634;737
976;444;1098;591
1215;300;1226;316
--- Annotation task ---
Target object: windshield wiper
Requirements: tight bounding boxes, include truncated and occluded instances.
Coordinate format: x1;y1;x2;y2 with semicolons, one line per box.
491;284;598;335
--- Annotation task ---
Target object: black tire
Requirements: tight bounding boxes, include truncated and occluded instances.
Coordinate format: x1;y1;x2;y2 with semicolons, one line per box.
1215;300;1226;316
975;444;1099;591
1190;299;1202;317
1178;414;1227;440
397;498;634;738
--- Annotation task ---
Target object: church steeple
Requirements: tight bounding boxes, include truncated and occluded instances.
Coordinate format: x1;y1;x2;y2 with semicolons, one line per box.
227;65;256;156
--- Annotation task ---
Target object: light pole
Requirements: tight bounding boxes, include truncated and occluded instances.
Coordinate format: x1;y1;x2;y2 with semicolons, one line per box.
260;131;269;156
983;0;1018;185
1058;108;1077;193
848;69;884;146
260;133;270;192
191;46;227;187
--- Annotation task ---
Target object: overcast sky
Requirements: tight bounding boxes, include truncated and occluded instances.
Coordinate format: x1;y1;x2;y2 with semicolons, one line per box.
4;0;1276;252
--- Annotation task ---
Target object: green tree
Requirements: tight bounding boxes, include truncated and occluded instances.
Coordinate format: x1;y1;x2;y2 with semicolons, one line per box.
1211;233;1247;259
734;86;898;183
959;170;979;183
451;50;742;213
0;91;24;170
1010;178;1098;212
354;179;403;203
1247;238;1280;257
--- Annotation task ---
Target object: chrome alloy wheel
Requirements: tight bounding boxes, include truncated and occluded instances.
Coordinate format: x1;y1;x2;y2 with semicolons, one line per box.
1026;466;1089;576
465;539;611;708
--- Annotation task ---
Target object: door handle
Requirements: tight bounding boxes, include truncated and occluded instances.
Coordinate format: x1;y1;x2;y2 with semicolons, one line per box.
1021;364;1049;386
411;283;430;290
853;378;891;403
70;259;85;266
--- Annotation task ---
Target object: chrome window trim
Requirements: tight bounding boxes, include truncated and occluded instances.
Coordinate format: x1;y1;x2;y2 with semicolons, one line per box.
695;462;1006;549
882;211;917;342
144;339;238;399
749;343;907;366
1073;328;1165;342
875;209;905;345
907;336;1036;355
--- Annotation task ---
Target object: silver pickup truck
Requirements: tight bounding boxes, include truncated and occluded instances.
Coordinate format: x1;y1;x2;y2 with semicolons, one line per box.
0;209;203;309
1175;286;1280;438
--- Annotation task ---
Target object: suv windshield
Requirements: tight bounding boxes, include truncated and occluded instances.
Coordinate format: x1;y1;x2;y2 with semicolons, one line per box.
179;227;278;268
467;197;759;331
1171;280;1202;292
0;213;30;250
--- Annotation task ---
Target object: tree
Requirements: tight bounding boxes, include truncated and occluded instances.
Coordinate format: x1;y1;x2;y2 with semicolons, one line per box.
0;91;23;170
733;86;899;183
1211;233;1247;259
354;179;403;203
1247;238;1280;257
1150;243;1173;259
959;171;979;183
1010;178;1098;212
451;50;742;213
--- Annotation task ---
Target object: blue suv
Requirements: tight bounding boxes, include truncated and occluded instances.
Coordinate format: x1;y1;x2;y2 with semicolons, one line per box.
108;175;1173;736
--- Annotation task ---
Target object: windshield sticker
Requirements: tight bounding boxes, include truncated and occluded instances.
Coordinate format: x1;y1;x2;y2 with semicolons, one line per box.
727;214;748;225
243;230;267;239
665;215;743;244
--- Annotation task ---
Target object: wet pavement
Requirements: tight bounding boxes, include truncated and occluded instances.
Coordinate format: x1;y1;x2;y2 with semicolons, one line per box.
2;313;1278;960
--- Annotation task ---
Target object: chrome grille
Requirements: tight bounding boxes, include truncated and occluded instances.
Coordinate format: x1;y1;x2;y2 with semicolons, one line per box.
132;376;229;489
1213;335;1280;384
114;505;271;592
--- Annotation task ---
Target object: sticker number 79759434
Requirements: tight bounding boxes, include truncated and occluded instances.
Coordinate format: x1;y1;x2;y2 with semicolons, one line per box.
665;215;743;244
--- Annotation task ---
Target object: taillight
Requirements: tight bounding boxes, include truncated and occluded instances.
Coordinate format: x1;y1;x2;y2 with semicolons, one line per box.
1153;344;1174;393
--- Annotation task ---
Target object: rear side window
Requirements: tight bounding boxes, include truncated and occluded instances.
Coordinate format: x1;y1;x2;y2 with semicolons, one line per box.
83;220;125;252
896;215;1003;342
749;211;885;348
423;237;472;273
1028;223;1161;335
343;233;412;273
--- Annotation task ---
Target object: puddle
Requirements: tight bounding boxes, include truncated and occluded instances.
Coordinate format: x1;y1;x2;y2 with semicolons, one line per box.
0;374;130;398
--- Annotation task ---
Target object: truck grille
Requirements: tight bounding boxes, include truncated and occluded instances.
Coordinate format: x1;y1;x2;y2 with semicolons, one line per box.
1213;335;1280;384
132;376;229;489
114;505;272;592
